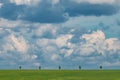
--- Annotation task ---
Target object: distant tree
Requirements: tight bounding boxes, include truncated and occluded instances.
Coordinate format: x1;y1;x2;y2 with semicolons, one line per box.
100;65;102;70
79;65;81;70
59;66;61;70
19;66;22;70
39;66;41;70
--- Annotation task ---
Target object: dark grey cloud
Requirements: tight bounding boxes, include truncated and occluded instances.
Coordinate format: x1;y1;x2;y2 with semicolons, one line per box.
0;0;68;23
62;1;119;16
0;0;119;23
21;1;67;23
0;3;24;20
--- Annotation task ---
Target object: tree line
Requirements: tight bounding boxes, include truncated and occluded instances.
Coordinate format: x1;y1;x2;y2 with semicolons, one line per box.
19;65;103;70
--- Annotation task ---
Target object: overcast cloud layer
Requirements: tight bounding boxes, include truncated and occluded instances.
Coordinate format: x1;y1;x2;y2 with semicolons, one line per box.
0;0;120;69
0;0;120;23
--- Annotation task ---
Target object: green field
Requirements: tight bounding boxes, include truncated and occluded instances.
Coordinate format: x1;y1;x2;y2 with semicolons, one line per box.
0;70;120;80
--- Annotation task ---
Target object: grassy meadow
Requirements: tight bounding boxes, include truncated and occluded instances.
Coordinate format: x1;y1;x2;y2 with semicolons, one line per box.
0;70;120;80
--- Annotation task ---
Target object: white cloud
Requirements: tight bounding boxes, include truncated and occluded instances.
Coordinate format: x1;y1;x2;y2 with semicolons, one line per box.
10;0;41;6
33;62;40;66
50;0;60;5
0;18;20;28
61;49;74;57
0;18;29;28
30;29;120;67
31;54;38;59
78;30;105;56
51;54;59;61
0;3;3;8
2;34;28;53
105;38;120;51
42;45;61;61
71;0;116;4
102;61;120;66
36;38;61;61
34;24;57;37
0;33;39;64
36;34;74;61
0;16;120;68
36;38;55;47
81;30;105;43
56;34;73;48
78;30;120;56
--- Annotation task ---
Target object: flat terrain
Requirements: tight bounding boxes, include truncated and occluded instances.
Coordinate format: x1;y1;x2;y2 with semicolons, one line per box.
0;70;120;80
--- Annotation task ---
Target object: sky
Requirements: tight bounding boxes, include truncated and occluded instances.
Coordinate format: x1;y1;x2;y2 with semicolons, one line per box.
0;0;120;69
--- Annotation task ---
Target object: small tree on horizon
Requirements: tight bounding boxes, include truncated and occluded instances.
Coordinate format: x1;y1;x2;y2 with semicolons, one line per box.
100;65;102;70
39;66;41;70
19;66;22;70
59;66;61;70
79;65;81;70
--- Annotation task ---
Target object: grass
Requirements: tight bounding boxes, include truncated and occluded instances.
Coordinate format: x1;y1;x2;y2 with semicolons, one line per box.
0;70;120;80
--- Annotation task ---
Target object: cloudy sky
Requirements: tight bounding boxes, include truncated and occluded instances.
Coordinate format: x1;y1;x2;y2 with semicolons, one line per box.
0;0;120;69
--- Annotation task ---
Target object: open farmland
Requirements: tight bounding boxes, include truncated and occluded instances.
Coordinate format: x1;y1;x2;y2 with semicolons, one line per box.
0;70;120;80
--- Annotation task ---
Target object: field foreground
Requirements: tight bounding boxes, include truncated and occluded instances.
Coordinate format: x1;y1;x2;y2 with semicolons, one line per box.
0;70;120;80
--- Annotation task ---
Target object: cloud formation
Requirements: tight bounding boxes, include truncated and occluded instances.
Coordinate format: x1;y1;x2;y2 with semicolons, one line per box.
0;2;3;8
0;0;120;69
0;0;119;23
63;1;119;17
79;30;120;56
0;19;120;68
71;0;115;4
10;0;41;6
